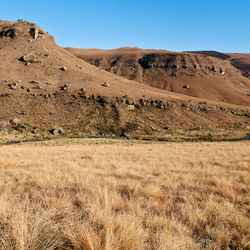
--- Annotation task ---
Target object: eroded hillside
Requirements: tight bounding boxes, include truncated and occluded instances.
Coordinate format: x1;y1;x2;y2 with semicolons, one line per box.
66;47;250;106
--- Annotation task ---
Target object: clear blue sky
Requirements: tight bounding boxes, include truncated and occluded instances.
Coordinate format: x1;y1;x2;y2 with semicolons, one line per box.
1;0;250;52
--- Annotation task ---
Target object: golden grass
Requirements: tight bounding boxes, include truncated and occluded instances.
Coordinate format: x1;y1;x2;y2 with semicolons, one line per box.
0;140;249;249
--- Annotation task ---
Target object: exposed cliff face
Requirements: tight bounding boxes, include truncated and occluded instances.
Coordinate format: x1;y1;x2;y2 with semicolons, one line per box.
227;53;250;79
186;51;250;80
65;47;250;106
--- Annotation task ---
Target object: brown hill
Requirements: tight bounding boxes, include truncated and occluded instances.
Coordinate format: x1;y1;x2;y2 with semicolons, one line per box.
65;47;250;106
0;21;199;101
226;53;250;79
188;51;250;79
0;21;249;141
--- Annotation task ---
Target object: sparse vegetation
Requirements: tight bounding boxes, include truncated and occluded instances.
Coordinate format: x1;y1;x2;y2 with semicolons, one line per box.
0;140;249;249
138;54;159;68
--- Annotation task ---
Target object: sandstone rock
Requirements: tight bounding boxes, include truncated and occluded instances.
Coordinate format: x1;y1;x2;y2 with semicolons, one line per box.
29;27;39;39
172;64;179;69
220;69;225;74
150;126;156;131
211;66;217;72
61;66;68;71
122;132;130;139
61;83;71;90
0;28;19;38
31;128;39;134
127;105;135;110
21;53;37;63
30;80;39;84
52;128;64;135
10;118;21;126
29;27;45;39
102;82;110;87
8;84;17;90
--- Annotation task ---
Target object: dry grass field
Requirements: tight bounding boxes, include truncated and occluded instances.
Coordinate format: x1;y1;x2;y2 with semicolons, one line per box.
0;139;249;249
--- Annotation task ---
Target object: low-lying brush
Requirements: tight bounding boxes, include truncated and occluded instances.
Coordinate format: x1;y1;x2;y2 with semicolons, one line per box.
0;140;249;249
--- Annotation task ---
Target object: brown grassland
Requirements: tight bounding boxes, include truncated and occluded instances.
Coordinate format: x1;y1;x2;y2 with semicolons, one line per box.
0;139;249;249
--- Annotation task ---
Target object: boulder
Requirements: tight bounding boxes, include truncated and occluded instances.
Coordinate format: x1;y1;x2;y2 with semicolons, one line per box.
21;53;37;63
29;28;39;39
52;128;64;136
121;132;130;139
8;84;17;90
211;66;217;72
183;85;190;89
102;82;110;87
10;118;21;126
194;64;200;69
30;80;39;84
220;69;225;75
127;105;135;110
29;27;45;39
172;64;179;69
61;66;68;71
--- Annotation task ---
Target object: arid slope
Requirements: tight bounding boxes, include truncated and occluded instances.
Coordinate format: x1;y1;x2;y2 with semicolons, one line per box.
65;47;250;106
0;21;200;100
0;21;249;140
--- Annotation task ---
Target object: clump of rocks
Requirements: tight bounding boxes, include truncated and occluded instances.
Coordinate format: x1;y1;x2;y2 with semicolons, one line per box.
0;28;19;38
61;83;71;90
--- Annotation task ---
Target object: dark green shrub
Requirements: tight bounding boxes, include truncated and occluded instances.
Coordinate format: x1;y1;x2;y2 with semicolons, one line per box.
138;54;159;68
